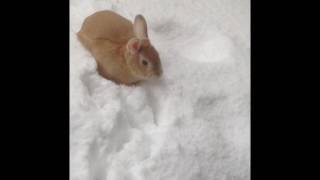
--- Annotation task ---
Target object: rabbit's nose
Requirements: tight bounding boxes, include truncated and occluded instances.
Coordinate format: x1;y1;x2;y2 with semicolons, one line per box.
156;68;163;77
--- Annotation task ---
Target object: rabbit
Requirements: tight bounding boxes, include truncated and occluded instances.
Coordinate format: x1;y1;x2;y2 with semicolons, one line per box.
77;10;163;85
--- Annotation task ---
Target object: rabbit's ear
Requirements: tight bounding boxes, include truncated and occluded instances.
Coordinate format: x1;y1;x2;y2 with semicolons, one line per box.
127;38;142;54
134;15;148;39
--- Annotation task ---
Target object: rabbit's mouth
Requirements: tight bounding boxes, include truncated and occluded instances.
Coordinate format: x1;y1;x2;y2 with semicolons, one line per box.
149;73;162;81
131;70;149;80
130;66;161;81
141;74;156;81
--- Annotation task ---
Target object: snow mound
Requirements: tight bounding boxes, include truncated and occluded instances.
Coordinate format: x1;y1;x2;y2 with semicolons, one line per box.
70;0;250;180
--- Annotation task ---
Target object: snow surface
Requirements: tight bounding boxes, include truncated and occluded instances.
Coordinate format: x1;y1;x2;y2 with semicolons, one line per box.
70;0;250;180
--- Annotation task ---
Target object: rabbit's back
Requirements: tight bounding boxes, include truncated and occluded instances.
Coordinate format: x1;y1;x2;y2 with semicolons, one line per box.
79;10;134;44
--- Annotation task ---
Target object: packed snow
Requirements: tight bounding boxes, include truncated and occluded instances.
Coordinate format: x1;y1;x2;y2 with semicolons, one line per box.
70;0;250;180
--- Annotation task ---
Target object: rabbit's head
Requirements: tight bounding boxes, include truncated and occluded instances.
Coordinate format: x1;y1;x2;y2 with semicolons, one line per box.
125;15;163;80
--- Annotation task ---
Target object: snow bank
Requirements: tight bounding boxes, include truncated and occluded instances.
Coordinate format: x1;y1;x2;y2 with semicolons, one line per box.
70;0;250;180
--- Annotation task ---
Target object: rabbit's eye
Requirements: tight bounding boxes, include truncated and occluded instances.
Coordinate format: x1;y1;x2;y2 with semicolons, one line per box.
142;60;148;66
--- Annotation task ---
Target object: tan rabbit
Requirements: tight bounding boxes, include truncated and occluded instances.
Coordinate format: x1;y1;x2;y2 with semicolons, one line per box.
77;10;163;85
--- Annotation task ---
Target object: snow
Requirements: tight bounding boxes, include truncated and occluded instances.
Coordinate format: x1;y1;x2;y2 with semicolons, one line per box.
70;0;250;180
